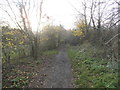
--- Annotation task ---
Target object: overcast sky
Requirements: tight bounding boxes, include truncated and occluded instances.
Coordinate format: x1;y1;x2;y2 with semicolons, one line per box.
0;0;117;31
0;0;83;30
42;0;82;29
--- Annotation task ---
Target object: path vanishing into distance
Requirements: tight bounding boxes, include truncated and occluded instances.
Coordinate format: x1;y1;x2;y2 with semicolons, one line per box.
29;48;74;88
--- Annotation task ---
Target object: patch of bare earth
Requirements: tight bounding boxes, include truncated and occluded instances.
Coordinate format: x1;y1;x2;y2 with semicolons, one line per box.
29;48;74;88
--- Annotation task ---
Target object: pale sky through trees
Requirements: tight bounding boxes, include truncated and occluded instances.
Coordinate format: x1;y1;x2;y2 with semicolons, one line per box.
0;0;117;31
0;0;84;30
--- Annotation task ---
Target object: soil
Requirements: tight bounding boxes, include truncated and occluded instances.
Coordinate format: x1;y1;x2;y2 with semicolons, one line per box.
29;48;74;88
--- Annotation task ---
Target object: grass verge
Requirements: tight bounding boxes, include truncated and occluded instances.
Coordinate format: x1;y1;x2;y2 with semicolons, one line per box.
42;49;59;56
68;44;118;88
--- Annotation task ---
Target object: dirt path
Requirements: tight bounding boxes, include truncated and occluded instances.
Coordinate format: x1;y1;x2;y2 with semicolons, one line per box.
29;48;74;88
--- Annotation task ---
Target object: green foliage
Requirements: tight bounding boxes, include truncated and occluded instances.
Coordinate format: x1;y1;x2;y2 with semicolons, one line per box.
68;44;118;88
10;76;30;88
3;69;33;88
68;47;78;59
40;25;67;50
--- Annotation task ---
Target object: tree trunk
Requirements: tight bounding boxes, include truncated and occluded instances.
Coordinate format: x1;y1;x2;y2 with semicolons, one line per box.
34;36;38;60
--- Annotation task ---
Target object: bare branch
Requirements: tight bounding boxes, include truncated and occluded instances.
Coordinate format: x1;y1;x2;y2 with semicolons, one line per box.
0;7;25;34
36;0;43;33
67;1;84;16
105;33;120;45
109;20;120;29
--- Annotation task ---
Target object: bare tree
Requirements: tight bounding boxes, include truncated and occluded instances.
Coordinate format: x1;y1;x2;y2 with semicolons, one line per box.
1;0;44;60
82;0;88;34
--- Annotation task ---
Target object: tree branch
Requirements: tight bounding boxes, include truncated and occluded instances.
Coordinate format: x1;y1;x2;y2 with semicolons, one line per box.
105;33;120;45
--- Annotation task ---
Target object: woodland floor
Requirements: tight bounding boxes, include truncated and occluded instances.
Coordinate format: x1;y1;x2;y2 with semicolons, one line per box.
29;47;74;88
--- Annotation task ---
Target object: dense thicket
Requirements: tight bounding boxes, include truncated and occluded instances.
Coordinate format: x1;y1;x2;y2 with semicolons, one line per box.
1;25;67;65
2;26;31;65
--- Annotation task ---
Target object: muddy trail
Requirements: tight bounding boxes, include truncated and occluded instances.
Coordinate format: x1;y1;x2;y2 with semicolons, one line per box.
29;48;74;88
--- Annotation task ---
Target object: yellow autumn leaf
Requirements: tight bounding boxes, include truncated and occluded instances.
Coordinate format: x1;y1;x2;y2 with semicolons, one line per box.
6;38;13;41
6;42;14;46
19;41;24;44
72;30;84;36
4;32;14;35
